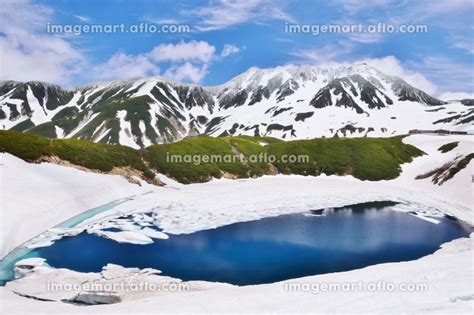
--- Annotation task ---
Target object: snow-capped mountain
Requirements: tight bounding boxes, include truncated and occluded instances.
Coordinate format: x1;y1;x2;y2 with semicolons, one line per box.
1;64;472;148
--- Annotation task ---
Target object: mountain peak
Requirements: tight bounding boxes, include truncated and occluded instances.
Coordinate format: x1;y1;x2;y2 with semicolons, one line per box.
219;63;387;90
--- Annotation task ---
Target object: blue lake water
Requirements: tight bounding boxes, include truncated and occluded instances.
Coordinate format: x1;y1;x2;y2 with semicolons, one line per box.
0;197;134;285
31;201;471;286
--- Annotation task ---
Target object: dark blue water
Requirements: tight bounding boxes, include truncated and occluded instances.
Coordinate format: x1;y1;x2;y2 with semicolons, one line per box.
35;202;471;285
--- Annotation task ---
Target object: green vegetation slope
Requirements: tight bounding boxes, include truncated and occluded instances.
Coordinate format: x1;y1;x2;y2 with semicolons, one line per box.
0;131;424;184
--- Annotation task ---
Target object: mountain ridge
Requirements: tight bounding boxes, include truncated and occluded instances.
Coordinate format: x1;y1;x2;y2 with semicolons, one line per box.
0;63;445;93
1;63;472;149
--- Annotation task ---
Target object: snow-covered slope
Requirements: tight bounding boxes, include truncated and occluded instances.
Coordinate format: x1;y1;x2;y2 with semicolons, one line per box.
0;153;154;259
1;64;472;148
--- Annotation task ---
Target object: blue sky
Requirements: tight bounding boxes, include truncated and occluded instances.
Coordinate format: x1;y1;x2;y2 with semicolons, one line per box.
0;0;473;99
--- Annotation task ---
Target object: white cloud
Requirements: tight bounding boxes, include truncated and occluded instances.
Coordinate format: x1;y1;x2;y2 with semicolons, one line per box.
333;0;472;20
221;44;240;57
73;15;90;23
152;18;180;25
290;41;354;65
331;0;396;14
0;0;52;32
275;37;295;43
291;49;438;94
292;49;474;95
451;35;474;54
360;56;437;94
164;62;209;83
438;91;474;101
408;0;474;21
0;2;221;84
187;0;294;31
347;32;383;44
0;0;84;84
332;0;473;55
93;40;223;83
150;40;215;63
406;56;474;95
93;52;159;81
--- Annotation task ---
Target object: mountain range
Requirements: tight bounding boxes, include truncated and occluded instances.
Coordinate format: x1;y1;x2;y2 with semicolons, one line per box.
1;63;472;148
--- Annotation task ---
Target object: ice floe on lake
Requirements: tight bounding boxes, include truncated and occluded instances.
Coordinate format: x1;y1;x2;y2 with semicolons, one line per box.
23;210;170;249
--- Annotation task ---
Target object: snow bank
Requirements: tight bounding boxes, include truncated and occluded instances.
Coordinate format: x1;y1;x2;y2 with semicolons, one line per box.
396;134;473;212
4;262;230;305
0;153;155;259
